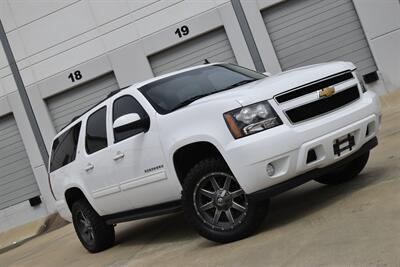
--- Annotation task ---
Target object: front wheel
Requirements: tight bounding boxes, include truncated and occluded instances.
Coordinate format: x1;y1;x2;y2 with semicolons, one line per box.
182;158;269;243
71;199;115;253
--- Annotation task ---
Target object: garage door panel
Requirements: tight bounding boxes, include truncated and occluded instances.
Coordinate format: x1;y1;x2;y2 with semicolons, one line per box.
0;185;39;210
150;33;229;68
285;39;369;69
264;0;321;24
274;11;357;49
149;27;237;76
0;151;28;170
266;0;348;31
152;39;233;75
262;0;377;75
0;176;37;196
0;157;31;177
0;167;32;187
51;87;112;121
155;45;235;76
0;141;24;159
0;135;21;151
0;115;39;210
0;118;15;131
48;80;116;115
46;72;118;132
0;125;19;140
280;33;366;66
278;27;364;60
354;58;377;74
269;1;352;38
209;50;236;64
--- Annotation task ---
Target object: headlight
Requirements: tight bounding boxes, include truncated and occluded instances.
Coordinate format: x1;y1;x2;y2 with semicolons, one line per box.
355;72;367;93
224;100;282;139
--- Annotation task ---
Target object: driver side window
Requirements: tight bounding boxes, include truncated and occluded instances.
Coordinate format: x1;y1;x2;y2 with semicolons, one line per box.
112;95;148;143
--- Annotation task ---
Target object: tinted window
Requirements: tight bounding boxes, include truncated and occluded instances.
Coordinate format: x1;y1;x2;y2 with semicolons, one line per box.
86;107;108;154
113;95;148;143
139;64;265;114
50;122;81;172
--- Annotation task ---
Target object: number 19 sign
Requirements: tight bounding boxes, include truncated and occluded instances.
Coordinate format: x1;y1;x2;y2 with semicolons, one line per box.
175;26;189;38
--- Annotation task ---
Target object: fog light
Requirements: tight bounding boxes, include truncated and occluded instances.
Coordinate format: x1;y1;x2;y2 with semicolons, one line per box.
266;163;275;176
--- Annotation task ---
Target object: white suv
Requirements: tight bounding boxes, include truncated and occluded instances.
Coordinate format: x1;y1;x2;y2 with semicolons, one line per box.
49;62;381;252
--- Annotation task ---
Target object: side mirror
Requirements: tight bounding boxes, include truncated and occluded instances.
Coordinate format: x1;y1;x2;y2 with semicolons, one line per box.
113;113;140;129
263;71;272;77
113;113;149;133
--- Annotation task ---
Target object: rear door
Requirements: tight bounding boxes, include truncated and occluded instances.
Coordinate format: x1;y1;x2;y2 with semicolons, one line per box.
79;105;120;214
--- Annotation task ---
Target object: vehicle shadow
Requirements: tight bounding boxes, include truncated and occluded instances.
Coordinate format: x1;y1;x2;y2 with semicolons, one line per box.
115;212;196;247
114;166;389;248
260;166;389;232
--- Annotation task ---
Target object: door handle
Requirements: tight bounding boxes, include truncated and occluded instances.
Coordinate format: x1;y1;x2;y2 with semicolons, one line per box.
85;163;94;172
113;152;125;161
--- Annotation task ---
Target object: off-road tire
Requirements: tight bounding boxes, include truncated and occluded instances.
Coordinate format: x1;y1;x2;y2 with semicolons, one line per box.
314;151;370;185
182;158;269;243
71;199;115;253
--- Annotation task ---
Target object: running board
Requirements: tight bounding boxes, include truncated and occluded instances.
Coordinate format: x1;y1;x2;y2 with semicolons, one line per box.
103;200;182;225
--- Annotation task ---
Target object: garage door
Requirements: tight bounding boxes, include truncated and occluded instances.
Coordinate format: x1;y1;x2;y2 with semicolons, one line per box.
46;73;119;132
262;0;377;75
0;114;40;210
149;27;237;76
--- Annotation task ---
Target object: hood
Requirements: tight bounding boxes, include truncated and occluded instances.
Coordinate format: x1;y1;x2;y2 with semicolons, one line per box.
191;61;355;107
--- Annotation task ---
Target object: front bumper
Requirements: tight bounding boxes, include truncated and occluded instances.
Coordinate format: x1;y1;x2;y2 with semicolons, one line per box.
224;91;381;194
248;137;377;201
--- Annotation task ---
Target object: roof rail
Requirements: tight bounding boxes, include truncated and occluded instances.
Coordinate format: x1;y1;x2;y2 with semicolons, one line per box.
58;86;131;133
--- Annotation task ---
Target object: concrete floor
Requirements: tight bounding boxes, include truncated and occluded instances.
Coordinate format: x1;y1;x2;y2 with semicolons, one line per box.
1;105;399;267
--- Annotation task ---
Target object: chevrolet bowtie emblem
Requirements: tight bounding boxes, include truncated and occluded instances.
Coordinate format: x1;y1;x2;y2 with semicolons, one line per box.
319;87;335;98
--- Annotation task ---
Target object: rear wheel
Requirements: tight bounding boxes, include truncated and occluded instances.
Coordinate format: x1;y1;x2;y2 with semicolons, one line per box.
314;151;370;185
182;158;269;243
71;199;115;253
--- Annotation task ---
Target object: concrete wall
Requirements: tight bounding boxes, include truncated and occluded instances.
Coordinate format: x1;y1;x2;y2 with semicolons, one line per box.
0;0;398;231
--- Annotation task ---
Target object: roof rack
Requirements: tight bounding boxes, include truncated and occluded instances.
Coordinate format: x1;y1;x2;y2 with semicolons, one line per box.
107;89;122;98
59;86;131;132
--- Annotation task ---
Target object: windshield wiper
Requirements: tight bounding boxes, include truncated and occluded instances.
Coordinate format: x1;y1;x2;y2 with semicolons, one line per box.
222;79;257;90
170;93;213;112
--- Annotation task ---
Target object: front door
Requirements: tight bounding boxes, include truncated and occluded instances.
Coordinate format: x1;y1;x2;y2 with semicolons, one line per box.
109;94;179;210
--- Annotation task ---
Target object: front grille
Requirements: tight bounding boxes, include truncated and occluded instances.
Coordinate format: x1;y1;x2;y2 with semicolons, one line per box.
285;86;360;123
275;72;354;103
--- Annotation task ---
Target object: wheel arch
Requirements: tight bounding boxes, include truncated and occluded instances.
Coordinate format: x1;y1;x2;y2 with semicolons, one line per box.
172;141;229;186
65;187;90;211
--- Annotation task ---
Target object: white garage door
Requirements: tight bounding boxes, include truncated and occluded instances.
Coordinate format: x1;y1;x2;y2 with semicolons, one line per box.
262;0;377;75
0;114;40;210
46;73;119;132
149;27;237;76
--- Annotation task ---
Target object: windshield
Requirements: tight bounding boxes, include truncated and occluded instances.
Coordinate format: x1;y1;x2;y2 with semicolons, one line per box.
139;64;266;114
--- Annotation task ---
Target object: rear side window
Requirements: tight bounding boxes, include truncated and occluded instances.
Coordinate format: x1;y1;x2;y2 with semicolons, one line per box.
86;107;108;154
112;95;148;143
50;122;81;173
